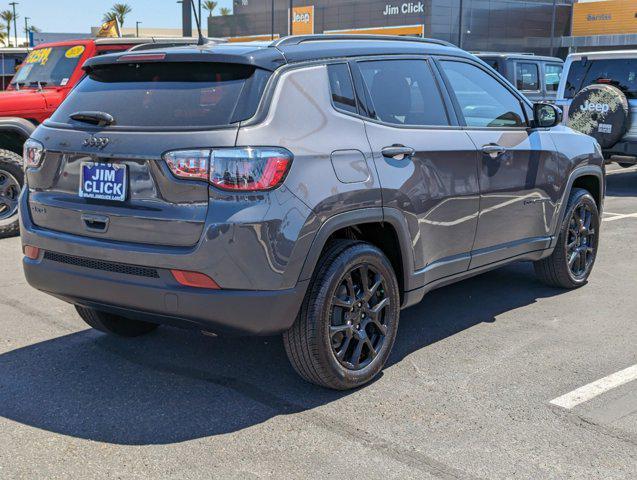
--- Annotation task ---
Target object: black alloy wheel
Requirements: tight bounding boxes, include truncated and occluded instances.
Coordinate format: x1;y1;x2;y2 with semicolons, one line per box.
0;168;20;222
329;263;390;371
566;202;597;280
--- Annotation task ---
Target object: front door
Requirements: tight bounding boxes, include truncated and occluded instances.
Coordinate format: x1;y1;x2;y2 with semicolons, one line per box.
438;59;561;268
354;58;480;284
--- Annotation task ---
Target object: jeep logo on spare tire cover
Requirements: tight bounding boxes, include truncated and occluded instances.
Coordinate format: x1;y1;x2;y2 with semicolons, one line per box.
568;84;630;149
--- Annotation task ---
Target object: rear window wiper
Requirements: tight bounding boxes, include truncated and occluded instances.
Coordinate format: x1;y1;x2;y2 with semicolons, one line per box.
69;111;115;126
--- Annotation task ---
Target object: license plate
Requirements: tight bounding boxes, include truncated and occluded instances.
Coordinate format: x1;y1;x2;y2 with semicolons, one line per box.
79;162;127;202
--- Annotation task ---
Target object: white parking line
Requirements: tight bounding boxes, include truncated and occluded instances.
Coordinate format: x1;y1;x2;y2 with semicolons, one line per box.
603;212;637;222
550;364;637;410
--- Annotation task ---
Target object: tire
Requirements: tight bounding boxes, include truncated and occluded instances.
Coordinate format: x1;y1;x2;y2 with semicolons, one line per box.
283;240;400;390
76;306;159;337
0;149;24;239
534;188;600;289
567;84;629;149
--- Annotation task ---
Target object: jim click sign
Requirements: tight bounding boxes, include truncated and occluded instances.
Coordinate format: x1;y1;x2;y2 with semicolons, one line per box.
383;2;424;16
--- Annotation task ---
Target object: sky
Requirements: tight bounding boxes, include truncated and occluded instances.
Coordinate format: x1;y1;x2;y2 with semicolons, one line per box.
8;0;234;33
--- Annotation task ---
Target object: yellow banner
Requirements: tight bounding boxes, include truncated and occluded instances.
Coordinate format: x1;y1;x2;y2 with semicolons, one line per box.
572;0;637;36
25;48;52;66
97;19;121;38
292;6;314;35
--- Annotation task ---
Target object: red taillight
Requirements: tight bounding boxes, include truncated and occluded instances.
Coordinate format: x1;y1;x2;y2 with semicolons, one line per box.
210;148;293;191
163;147;293;191
171;270;220;289
23;245;40;260
164;150;210;180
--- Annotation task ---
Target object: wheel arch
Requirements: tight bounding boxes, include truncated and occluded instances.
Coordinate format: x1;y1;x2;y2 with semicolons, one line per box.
0;117;37;156
550;166;605;248
298;208;415;305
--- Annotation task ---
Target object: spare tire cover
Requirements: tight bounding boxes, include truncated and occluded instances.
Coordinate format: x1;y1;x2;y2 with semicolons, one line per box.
568;84;629;149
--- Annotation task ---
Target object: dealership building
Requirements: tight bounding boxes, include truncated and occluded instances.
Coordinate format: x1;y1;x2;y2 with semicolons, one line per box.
208;0;575;56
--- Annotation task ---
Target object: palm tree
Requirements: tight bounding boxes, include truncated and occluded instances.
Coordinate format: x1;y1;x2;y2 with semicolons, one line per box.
220;7;231;16
110;3;132;28
102;11;118;24
203;1;218;18
0;10;14;47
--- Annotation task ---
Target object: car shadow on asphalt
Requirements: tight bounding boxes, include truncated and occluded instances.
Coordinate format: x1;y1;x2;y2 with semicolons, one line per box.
606;168;637;197
0;263;565;445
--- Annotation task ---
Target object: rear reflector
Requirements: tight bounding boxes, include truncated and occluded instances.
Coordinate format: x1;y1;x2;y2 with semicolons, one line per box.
171;270;220;289
117;53;166;62
23;245;40;260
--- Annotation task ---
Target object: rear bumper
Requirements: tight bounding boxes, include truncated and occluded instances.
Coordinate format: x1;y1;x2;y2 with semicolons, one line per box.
23;253;308;335
604;140;637;163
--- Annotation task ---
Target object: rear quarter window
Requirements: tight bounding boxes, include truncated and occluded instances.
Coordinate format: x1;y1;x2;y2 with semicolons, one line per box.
51;62;271;128
516;62;539;91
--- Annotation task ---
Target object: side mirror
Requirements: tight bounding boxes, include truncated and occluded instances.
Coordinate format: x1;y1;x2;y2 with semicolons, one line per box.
533;102;562;128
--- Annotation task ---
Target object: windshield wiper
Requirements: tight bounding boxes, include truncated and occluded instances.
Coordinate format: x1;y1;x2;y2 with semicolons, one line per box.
69;111;115;127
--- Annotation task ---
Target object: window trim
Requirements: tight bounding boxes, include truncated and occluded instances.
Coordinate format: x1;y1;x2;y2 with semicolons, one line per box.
349;56;457;130
434;56;533;131
515;61;541;93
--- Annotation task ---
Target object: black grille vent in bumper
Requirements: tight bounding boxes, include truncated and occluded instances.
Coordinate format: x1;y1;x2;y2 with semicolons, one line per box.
43;251;160;279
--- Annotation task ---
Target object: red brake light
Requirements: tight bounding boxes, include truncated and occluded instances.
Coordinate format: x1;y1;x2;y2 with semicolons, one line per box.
23;245;40;260
210;148;293;191
164;150;210;180
171;270;220;289
118;53;166;62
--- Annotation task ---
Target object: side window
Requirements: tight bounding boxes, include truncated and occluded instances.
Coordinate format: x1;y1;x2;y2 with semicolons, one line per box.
440;61;527;128
327;63;357;114
545;63;563;92
516;62;540;91
357;59;449;127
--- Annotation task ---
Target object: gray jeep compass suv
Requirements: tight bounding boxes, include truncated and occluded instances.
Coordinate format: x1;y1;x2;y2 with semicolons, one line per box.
20;36;605;390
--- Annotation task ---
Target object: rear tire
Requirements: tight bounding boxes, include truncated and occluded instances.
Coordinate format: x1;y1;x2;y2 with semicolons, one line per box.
0;149;23;239
76;306;159;337
534;188;600;289
283;240;400;390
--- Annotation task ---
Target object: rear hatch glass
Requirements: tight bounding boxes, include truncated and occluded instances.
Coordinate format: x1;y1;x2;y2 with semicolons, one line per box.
564;58;637;99
51;61;271;128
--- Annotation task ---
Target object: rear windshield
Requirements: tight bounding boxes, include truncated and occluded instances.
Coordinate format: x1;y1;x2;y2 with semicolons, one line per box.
564;58;637;99
51;62;271;128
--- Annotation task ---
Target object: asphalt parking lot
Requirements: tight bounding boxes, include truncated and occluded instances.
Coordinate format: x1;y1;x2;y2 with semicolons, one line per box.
1;165;636;480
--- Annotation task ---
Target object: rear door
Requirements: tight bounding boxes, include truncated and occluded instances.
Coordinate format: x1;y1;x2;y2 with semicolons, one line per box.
27;60;271;247
354;57;480;281
438;58;561;268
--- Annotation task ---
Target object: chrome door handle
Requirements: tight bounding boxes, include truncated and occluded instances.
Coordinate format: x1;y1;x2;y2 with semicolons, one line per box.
382;145;415;160
482;144;507;158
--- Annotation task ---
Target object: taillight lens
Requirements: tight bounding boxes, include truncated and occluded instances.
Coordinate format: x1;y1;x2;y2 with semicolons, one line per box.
163;147;293;191
164;149;211;180
210;148;292;191
23;139;45;169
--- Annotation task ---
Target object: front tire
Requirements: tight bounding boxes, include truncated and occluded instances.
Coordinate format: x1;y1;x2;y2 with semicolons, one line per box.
534;188;600;289
0;149;24;239
76;306;159;337
283;240;400;390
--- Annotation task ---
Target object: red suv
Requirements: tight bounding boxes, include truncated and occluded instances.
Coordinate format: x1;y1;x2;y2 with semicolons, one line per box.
0;37;199;237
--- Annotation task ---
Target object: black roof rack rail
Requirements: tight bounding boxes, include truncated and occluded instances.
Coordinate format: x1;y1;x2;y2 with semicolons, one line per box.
271;34;455;49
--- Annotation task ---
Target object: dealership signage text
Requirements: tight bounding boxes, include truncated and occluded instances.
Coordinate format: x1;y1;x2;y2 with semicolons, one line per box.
383;2;424;16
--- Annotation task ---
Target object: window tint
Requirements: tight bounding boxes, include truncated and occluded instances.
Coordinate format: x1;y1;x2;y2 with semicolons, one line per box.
441;61;527;128
51;62;271;128
545;63;562;92
516;62;539;91
358;59;449;127
327;64;357;114
564;58;637;99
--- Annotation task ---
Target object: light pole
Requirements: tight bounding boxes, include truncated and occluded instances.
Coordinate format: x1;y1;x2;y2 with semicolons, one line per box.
9;2;18;48
271;0;275;40
24;16;29;47
136;21;142;37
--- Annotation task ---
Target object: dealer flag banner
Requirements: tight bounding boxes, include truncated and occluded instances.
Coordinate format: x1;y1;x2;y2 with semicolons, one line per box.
96;19;121;38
